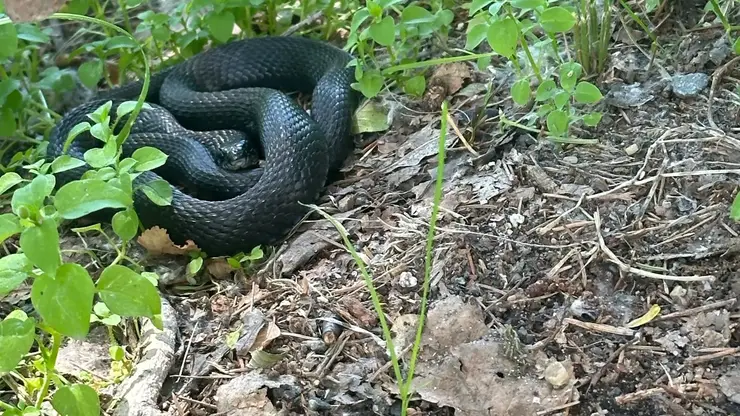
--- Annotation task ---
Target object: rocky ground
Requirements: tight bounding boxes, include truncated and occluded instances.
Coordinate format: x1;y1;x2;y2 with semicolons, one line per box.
3;2;740;416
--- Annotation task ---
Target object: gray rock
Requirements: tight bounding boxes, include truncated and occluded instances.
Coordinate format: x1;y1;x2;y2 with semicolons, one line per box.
671;73;710;98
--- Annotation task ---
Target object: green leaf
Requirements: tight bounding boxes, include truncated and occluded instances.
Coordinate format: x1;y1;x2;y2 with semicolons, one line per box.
20;217;61;276
511;78;531;106
115;101;140;120
0;172;24;194
112;208;139;241
540;6;576;33
352;68;385;98
152;25;170;42
0;78;20;107
118;157;137;174
11;174;55;218
32;263;95;339
553;90;570;109
205;10;235;43
0;310;36;373
401;5;435;25
583;112;603;127
369;15;395;46
0;253;33;296
0;23;18;61
511;0;546;10
403;75;426;97
139;179;173;206
85;137;117;169
465;22;489;50
97;265;161;319
535;79;558;102
78;59;104;89
546;110;569;136
731;192;740;221
105;35;138;50
55;179;133;219
51;384;100;416
16;23;50;43
0;106;16;136
734;37;740;55
187;257;203;276
51;155;86;174
64;122;92;151
132;147;168;171
574;81;603;104
558;61;582;92
469;0;494;15
486;17;518;58
0;213;21;245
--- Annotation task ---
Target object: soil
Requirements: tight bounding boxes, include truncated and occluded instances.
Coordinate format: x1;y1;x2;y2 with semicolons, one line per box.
2;2;740;416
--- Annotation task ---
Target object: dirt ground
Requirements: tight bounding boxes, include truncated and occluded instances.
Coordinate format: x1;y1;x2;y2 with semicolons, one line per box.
3;2;740;416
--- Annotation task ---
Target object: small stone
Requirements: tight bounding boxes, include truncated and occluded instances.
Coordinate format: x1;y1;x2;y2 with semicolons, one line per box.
670;285;689;308
624;143;639;156
671;73;709;98
563;156;578;164
398;271;417;288
544;361;571;389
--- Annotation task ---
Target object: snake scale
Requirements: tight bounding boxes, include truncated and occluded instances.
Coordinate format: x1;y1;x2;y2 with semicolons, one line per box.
46;36;360;256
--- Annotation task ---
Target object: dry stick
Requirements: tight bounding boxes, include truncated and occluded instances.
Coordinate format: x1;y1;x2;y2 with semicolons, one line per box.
707;55;740;131
586;127;685;201
281;10;325;36
593;210;715;282
686;346;740;365
653;298;736;322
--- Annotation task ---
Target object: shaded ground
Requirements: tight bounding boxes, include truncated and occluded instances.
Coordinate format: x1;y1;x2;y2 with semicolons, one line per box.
3;2;740;416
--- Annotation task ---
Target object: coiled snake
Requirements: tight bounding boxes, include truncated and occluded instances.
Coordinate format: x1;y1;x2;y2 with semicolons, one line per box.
47;36;360;256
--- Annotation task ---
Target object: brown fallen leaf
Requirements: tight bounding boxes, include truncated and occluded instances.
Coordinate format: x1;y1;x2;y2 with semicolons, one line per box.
429;62;472;96
137;226;200;256
206;258;236;279
4;0;67;22
251;319;281;352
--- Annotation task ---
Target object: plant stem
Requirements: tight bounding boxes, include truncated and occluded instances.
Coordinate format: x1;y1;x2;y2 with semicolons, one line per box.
35;331;62;408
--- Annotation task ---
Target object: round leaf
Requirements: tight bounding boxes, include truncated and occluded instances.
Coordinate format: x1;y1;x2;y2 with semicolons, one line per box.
511;78;531;106
51;384;100;416
540;6;576;33
97;265;161;319
0;253;32;296
139;179;173;206
0;23;18;61
369;15;395;47
132;147;168;171
486;17;518;58
0;213;21;246
55;179;133;219
546;109;569;136
574;81;603;104
112;208;139;241
205;11;235;43
0;310;36;373
20;217;61;277
78;59;103;89
31;263;95;339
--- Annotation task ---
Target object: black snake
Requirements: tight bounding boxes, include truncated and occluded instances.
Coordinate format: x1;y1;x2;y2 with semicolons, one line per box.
47;36;360;256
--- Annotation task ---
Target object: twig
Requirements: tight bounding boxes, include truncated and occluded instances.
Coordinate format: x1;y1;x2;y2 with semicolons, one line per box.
707;55;740;130
594;210;716;282
281;10;324;36
653;298;736;322
686;346;740;365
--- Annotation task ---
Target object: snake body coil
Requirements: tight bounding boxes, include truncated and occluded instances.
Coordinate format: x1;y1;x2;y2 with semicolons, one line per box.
47;36;360;256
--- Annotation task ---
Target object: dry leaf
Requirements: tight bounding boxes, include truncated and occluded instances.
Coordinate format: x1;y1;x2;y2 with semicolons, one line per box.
206;258;236;279
137;226;200;256
4;0;67;22
429;62;472;95
251;319;281;351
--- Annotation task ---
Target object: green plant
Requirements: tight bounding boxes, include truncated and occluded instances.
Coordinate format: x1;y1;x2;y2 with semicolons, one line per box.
0;10;172;413
572;0;612;75
309;100;449;416
345;0;456;98
464;0;606;140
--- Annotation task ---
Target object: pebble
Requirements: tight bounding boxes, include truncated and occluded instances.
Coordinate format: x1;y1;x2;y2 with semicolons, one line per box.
544;361;571;389
398;271;417;288
671;73;709;98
